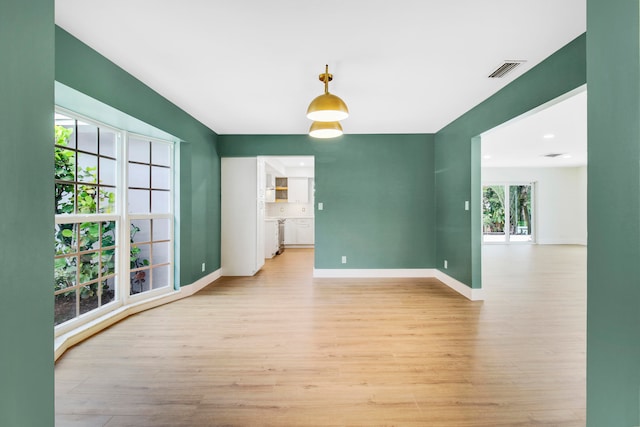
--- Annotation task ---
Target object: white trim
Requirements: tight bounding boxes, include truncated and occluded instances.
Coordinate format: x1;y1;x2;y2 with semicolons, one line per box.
120;131;129;305
313;268;436;278
54;268;222;361
55;83;181;143
537;238;587;246
312;268;484;301
54;214;120;224
432;270;484;301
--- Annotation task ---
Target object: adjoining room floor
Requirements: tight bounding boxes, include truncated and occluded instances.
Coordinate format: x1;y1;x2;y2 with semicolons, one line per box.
55;246;586;426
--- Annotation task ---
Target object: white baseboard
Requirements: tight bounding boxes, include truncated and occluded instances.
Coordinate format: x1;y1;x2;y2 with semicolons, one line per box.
432;270;484;301
313;268;483;301
54;269;222;361
313;268;435;278
537;238;587;246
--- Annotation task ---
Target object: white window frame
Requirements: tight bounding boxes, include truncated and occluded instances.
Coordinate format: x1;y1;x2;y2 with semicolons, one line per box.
54;109;176;337
123;132;175;305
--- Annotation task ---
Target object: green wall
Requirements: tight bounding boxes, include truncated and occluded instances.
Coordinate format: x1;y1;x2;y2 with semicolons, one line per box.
434;34;586;288
0;1;54;426
219;134;436;269
586;0;640;424
3;8;635;424
55;27;221;286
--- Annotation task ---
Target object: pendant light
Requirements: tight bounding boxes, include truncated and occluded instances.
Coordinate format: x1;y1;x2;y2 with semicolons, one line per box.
306;65;349;122
309;120;343;139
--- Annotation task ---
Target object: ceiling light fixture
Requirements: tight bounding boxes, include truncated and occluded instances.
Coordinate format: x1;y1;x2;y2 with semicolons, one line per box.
307;65;349;139
543;133;555;139
309;120;343;139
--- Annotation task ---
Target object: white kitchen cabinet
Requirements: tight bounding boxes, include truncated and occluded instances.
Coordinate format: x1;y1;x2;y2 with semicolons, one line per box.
283;218;314;245
296;218;314;244
264;219;278;258
284;219;296;245
287;177;308;203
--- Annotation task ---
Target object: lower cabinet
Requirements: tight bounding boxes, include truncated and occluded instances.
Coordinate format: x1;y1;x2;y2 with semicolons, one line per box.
284;220;296;245
264;219;278;258
284;218;314;245
295;219;314;244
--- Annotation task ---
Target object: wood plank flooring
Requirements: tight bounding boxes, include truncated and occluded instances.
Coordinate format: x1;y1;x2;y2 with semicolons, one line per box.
55;245;586;426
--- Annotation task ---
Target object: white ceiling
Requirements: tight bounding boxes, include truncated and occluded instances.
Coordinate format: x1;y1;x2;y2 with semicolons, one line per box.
55;1;586;136
482;89;587;168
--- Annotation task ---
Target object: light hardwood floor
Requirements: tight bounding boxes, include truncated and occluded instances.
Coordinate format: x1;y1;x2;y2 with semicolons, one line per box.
55;245;586;426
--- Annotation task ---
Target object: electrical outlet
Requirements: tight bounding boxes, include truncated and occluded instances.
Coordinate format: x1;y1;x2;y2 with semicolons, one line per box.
201;262;206;272
444;260;448;269
342;256;347;264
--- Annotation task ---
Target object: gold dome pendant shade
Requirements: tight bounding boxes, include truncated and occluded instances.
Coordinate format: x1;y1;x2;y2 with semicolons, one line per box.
306;65;349;122
309;120;343;139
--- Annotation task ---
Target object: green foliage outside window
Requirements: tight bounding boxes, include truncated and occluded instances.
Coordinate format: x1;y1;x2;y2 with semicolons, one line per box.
482;186;505;233
54;124;148;318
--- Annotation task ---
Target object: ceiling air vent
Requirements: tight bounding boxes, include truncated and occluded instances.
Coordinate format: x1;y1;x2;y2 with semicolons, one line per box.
488;60;526;78
542;153;565;158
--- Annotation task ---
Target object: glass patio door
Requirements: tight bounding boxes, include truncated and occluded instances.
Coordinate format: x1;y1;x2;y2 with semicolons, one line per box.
483;183;534;243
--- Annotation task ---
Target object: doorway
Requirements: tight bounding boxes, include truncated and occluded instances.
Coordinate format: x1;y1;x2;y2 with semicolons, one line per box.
261;156;315;276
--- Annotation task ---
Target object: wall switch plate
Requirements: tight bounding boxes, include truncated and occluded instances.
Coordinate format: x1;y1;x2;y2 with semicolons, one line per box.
201;263;206;272
342;256;347;264
444;260;448;269
318;202;324;211
465;201;469;211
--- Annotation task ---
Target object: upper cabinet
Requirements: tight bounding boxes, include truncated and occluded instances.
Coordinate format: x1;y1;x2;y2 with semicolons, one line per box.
287;177;308;203
275;177;288;202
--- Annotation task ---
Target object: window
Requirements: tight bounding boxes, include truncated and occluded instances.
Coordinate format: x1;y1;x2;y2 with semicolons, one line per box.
54;221;117;325
127;136;173;296
54;111;174;329
482;183;534;243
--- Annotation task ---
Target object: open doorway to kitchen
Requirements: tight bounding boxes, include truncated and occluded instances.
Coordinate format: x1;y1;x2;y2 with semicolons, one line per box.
261;156;315;256
221;156;315;278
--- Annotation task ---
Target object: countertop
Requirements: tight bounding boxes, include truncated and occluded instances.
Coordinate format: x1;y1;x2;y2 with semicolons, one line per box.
265;216;314;220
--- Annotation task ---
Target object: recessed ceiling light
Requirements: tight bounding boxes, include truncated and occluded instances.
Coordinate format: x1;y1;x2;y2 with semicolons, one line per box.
299;162;305;166
483;155;492;159
561;154;572;159
543;133;555;139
